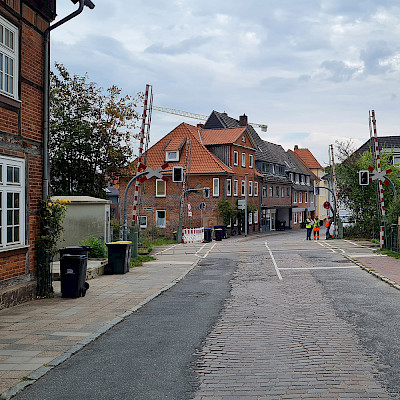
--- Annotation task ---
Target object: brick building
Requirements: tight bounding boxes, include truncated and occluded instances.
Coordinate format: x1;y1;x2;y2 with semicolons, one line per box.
0;1;55;303
119;122;262;236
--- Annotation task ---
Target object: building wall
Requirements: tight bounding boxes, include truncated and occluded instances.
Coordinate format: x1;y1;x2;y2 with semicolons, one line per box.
291;190;312;229
119;173;261;236
312;168;329;218
0;1;50;282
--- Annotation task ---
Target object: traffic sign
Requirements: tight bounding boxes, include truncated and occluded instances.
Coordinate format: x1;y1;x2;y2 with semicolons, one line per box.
238;200;246;210
368;165;392;185
323;201;331;210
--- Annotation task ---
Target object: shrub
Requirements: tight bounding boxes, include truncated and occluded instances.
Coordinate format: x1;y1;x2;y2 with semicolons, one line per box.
79;236;108;258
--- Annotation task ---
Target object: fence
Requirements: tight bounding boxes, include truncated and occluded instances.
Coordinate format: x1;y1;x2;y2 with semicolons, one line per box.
182;227;204;243
384;223;399;253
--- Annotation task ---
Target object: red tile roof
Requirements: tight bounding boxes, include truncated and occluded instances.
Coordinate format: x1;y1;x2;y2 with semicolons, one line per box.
142;123;232;175
293;148;323;170
199;127;249;146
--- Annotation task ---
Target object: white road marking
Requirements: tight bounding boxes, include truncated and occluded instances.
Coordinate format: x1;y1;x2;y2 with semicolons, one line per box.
154;244;179;255
265;241;283;281
200;242;217;259
344;239;360;246
280;266;359;270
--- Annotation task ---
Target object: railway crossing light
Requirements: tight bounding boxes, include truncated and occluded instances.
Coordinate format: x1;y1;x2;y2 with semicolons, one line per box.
359;170;369;186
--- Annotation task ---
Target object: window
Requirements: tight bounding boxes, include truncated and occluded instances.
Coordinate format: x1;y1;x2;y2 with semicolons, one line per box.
281;188;285;198
138;216;147;229
314;186;320;196
249;212;253;224
254;182;259;197
272;165;276;174
276;186;279;198
249;181;253;196
300;175;305;184
0;156;25;248
166;151;179;162
287;188;290;198
289;173;294;181
234;151;238;166
249;154;253;168
262;185;267;198
299;192;303;203
254;210;258;224
269;186;273;197
306;176;310;185
299;212;303;224
295;174;299;184
293;191;298;203
294;212;298;224
241;180;246;196
233;179;238;196
156;179;166;197
305;191;309;203
156;210;166;228
262;163;270;173
172;166;183;182
242;152;246;167
310;193;314;204
213;178;219;197
226;178;232;196
0;16;18;99
278;166;285;175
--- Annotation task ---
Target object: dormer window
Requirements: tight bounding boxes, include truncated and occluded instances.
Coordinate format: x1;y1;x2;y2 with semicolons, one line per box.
166;151;179;162
242;136;246;143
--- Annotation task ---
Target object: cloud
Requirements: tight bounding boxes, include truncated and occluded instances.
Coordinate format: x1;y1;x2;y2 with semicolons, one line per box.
145;36;211;55
319;60;360;82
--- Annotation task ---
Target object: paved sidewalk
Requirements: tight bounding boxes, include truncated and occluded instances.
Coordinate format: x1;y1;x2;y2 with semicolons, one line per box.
0;242;214;399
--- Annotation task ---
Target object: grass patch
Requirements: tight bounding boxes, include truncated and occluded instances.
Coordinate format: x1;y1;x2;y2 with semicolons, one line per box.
22;377;34;381
374;248;400;259
130;254;156;267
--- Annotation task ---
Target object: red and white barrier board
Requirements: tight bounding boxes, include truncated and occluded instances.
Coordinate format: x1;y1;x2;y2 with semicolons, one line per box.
182;227;204;243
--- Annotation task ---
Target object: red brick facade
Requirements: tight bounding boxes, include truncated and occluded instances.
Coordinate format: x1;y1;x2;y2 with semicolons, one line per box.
0;1;53;283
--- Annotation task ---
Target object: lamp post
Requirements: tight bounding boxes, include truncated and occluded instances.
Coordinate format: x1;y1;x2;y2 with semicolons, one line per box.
43;0;95;200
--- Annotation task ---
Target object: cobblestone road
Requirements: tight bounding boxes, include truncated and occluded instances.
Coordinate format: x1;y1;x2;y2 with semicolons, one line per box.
192;233;395;399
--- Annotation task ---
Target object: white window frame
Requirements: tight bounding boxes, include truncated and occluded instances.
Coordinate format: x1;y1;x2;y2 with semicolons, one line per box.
213;178;219;197
248;212;253;224
166;151;179;162
172;166;183;182
254;210;258;224
281;188;285;198
0;16;18;99
249;154;254;168
242;152;246;167
254;181;259;197
276;186;279;198
0;156;25;249
305;191;309;203
233;179;238;196
249;180;253;196
156;210;166;228
293;191;298;203
138;216;147;229
294;212;298;224
233;151;238;166
269;186;273;197
155;179;166;197
299;192;303;203
241;180;246;196
226;178;232;197
299;212;303;224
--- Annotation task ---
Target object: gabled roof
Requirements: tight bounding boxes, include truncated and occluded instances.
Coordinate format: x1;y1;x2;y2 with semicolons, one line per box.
287;150;319;181
204;111;240;129
293;146;323;170
141;123;232;175
355;136;400;156
199;127;255;149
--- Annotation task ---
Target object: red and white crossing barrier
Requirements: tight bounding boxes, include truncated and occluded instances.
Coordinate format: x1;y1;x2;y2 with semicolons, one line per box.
182;227;204;243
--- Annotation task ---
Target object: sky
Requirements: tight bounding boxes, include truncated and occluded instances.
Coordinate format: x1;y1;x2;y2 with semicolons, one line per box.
51;0;400;166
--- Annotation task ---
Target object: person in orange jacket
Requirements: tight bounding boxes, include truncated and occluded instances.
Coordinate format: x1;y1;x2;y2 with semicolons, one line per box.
325;216;332;240
313;216;320;240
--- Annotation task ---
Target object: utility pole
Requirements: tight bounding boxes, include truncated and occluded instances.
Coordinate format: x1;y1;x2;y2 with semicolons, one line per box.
245;174;248;237
370;110;386;249
329;144;339;238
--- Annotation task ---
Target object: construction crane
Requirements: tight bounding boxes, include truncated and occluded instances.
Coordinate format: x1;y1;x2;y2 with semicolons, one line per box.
152;106;268;132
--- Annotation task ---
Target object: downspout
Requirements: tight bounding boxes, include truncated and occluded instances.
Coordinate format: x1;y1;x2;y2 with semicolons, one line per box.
43;0;94;200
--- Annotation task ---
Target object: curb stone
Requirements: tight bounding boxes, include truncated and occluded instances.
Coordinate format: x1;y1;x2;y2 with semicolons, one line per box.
1;258;201;400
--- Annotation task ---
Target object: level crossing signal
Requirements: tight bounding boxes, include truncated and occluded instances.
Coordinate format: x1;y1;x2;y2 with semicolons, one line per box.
359;170;369;186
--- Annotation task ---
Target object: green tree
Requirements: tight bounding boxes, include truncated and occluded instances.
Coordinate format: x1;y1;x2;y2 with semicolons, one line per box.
217;200;236;226
335;140;400;237
49;63;142;198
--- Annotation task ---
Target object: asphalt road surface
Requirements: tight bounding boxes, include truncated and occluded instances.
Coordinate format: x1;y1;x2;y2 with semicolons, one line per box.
15;231;400;399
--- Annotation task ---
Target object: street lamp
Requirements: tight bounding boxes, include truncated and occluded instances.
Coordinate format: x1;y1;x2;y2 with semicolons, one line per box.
43;0;95;200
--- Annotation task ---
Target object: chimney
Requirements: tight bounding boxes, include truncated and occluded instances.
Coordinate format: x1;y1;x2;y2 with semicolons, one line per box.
239;114;248;127
294;145;299;151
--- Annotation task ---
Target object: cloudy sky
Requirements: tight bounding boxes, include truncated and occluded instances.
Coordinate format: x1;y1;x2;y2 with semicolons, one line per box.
51;0;400;165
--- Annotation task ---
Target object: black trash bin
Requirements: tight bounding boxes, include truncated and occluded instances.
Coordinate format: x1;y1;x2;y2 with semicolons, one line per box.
105;241;132;274
204;228;212;242
60;254;89;298
215;228;223;241
214;225;227;238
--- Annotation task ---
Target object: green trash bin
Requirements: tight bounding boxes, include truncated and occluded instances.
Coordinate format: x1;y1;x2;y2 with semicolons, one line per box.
105;241;132;274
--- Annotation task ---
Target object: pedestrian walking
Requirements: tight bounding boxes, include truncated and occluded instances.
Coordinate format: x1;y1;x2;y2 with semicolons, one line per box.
313;216;320;240
325;216;332;240
305;215;313;240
